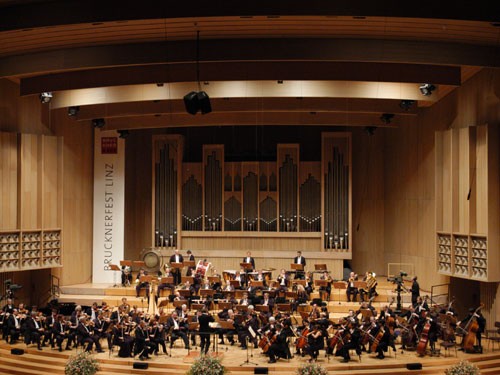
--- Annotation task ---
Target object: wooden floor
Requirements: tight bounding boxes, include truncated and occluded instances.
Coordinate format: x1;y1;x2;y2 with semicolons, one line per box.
2;340;500;374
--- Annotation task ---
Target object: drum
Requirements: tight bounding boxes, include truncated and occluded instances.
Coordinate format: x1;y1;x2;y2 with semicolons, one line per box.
195;260;211;279
140;248;162;273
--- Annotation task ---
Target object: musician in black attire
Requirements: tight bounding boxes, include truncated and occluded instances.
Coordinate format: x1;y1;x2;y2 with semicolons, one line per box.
293;251;306;279
217;308;236;345
76;316;104;353
305;323;324;362
135;320;156;360
267;323;289;363
370;320;391;359
242;251;255;272
186;250;196;276
25;311;44;350
167;311;190;349
410;276;420;306
198;308;215;355
458;307;486;353
52;314;73;351
169;249;184;285
346;272;359;303
135;269;150;302
336;320;361;363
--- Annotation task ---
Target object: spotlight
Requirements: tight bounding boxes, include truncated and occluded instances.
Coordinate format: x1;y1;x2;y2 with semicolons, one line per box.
419;83;436;96
92;118;105;128
67;106;80;117
364;126;377;136
118;130;129;139
399;100;415;111
39;92;53;104
183;91;212;115
380;113;395;124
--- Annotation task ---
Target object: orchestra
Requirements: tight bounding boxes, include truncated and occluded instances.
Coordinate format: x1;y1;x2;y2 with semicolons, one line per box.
0;256;490;366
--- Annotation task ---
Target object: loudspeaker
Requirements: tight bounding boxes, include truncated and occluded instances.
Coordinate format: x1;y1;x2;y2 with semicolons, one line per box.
133;362;149;369
254;367;268;374
183;91;199;115
311;298;322;306
197;91;212;114
11;348;24;355
406;363;422;370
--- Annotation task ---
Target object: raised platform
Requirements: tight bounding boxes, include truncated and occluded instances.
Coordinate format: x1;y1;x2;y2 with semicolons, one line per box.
1;341;500;375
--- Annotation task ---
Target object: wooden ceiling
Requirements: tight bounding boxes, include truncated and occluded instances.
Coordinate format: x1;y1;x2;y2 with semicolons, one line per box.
0;2;498;129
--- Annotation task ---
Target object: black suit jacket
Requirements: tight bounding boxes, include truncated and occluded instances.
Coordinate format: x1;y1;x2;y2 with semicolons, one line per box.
170;254;184;264
294;256;306;266
242;256;255;270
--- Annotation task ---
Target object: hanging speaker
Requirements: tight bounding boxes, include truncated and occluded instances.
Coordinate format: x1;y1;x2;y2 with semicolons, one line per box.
197;91;212;114
183;91;199;115
406;363;422;370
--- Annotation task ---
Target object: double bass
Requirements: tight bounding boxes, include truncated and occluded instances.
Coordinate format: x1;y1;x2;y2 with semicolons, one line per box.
416;318;431;356
461;304;484;353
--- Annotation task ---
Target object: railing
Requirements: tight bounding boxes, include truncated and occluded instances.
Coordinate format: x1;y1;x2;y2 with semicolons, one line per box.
430;282;450;306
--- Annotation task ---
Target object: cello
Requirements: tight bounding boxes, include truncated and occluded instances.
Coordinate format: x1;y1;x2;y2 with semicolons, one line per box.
295;326;310;351
461;304;484;353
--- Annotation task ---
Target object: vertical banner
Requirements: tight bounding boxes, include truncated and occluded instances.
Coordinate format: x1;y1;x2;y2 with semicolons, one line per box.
92;130;125;283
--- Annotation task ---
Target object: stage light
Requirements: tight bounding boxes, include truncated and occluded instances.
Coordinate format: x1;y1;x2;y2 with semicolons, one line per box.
364;126;377;136
67;106;80;117
380;113;395;124
419;83;436;96
118;130;129;139
183;91;212;115
399;100;415;111
39;92;53;103
92;118;105;128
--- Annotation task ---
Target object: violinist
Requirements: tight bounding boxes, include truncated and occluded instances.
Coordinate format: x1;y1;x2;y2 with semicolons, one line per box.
94;312;112;349
267;323;289;363
217;308;236;345
150;320;167;355
52;314;73;351
237;305;260;350
25;311;45;350
166;311;190;349
77;315;104;353
6;309;22;344
112;318;134;358
135;320;156;360
2;298;15;314
415;296;429;315
399;305;419;350
43;308;58;348
261;292;275;313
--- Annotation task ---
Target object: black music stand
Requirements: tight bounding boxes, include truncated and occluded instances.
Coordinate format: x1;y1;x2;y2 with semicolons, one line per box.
239;326;258;366
333;282;347;305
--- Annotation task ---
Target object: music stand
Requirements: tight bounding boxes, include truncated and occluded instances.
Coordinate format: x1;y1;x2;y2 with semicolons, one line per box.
161;276;174;284
240;325;258;366
230;280;240;289
217;301;232;311
255;305;269;313
333;282;347;305
178;289;192;299
173;300;187;309
208;276;220;284
184;260;195;270
181;276;195;285
291;263;304;271
133;260;146;270
158;299;169;312
191;303;204;311
251;281;263;288
109;264;121;287
200;289;215;298
240;262;253;272
314;264;327;271
277;303;291;313
236;305;248;313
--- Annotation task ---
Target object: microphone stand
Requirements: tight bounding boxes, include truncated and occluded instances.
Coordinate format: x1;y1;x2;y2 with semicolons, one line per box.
239;336;258;366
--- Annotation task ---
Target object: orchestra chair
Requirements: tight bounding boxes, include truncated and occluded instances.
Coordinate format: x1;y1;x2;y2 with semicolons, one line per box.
440;341;457;357
485;321;500;352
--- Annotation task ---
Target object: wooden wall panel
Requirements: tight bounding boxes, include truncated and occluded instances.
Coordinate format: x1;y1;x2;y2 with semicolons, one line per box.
42;135;62;229
51;111;94;286
180;236;321;252
20;134;41;230
0;79;19;132
0;132;18;229
474;126;488;234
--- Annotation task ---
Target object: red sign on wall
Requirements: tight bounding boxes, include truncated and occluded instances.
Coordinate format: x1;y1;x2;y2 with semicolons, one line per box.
101;137;118;154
